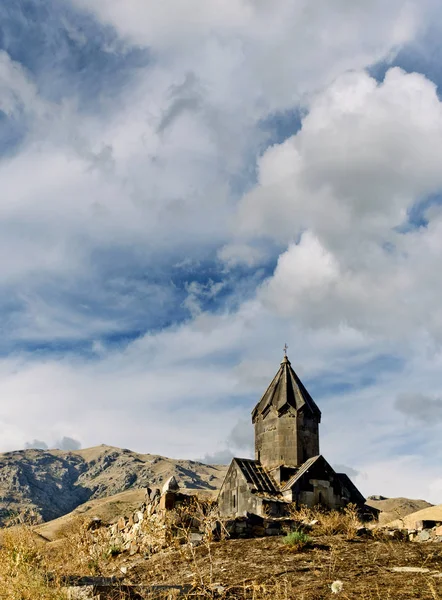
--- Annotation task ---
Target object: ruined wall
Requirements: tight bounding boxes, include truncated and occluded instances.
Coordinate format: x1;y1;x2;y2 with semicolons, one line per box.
254;407;319;470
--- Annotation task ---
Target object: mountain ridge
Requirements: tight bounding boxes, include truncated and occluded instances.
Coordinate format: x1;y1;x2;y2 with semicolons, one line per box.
0;444;227;525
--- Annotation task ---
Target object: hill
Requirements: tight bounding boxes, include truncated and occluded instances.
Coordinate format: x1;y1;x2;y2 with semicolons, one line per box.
365;496;433;525
0;445;227;526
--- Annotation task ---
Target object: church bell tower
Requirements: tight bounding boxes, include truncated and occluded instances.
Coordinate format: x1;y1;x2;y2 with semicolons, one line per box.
251;353;321;472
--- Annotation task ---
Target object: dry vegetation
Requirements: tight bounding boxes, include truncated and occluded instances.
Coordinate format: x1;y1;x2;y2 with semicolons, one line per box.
0;526;66;599
1;504;442;599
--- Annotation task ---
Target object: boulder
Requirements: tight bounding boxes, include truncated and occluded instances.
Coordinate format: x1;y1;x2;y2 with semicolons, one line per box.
416;530;431;542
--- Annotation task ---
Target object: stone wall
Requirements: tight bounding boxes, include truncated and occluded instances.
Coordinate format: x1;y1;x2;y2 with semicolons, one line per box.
224;514;296;538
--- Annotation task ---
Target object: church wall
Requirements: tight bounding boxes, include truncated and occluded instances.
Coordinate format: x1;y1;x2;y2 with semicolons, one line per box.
218;463;263;518
254;407;280;468
255;407;320;470
296;412;320;463
290;459;363;509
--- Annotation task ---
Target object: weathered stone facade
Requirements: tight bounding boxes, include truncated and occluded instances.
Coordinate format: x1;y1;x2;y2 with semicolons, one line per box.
254;407;320;470
218;353;366;518
252;355;321;471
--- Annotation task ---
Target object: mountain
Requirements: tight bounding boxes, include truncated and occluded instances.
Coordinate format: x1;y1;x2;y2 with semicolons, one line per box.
0;445;227;526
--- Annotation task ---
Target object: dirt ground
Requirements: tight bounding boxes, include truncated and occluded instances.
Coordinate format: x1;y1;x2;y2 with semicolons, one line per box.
111;535;442;599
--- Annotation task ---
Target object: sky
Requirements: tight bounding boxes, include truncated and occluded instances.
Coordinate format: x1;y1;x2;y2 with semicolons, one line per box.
1;0;442;502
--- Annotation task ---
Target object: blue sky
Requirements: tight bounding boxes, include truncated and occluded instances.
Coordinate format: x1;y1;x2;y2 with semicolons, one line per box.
2;0;442;501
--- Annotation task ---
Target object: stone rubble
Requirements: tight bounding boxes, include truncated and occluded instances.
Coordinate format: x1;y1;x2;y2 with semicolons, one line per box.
88;482;212;558
382;519;442;543
86;479;442;566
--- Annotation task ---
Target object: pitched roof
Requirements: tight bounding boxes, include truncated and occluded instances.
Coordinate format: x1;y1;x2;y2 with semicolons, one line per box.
234;458;279;495
252;355;321;423
281;455;321;491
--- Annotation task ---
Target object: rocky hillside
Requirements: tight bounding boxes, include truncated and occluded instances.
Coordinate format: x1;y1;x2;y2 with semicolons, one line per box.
0;445;227;525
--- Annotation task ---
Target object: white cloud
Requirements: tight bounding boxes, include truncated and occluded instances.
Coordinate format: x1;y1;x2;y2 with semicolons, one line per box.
234;68;442;247
73;0;424;112
217;68;442;340
1;0;442;504
0;51;44;118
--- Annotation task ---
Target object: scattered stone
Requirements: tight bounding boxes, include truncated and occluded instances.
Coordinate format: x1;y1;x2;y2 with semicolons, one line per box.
356;526;371;537
391;567;431;573
129;542;139;556
86;517;102;531
189;532;203;545
66;586;96;599
385;529;407;540
417;530;431;542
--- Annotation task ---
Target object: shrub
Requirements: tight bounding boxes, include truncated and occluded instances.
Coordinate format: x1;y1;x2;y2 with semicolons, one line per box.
282;530;311;550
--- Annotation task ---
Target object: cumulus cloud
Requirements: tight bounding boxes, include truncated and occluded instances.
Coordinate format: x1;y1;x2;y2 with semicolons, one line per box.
237;68;442;244
214;68;442;340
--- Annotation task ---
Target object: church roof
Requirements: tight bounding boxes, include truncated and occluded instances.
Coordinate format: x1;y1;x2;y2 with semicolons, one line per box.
234;458;280;495
251;355;321;423
281;455;323;491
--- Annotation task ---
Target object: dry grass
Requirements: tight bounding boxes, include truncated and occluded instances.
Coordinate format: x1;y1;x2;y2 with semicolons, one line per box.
0;526;67;599
44;514;126;577
290;503;363;538
1;503;442;599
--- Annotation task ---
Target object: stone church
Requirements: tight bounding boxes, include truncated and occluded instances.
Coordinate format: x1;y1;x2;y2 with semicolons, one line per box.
218;352;365;518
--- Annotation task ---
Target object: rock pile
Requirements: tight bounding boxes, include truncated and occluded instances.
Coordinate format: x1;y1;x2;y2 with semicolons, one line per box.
382;519;442;543
408;521;442;542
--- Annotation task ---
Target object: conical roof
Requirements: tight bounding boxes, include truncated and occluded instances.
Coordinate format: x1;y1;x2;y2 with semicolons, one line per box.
251;355;321;422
